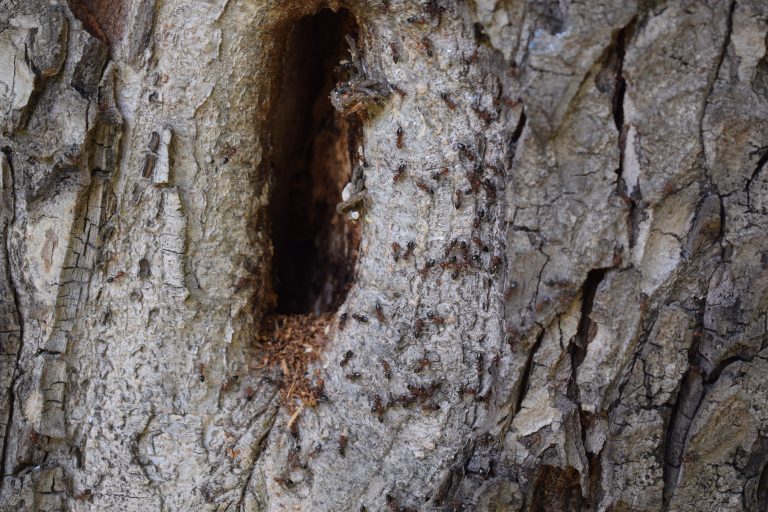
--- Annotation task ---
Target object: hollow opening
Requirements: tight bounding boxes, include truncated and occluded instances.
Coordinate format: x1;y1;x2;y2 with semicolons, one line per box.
269;9;361;315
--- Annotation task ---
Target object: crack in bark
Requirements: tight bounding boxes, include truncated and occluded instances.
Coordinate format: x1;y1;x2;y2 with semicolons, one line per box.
0;147;23;491
660;7;736;504
662;368;705;508
568;268;608;400
607;20;642;250
745;146;768;210
663;295;708;508
513;327;545;416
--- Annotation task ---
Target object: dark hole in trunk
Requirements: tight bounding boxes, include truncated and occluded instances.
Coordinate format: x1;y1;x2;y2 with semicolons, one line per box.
269;9;361;315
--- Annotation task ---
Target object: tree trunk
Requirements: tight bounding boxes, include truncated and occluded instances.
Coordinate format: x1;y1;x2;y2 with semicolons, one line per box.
1;0;767;510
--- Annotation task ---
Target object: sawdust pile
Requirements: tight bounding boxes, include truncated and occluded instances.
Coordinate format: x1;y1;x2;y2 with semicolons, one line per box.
255;313;331;412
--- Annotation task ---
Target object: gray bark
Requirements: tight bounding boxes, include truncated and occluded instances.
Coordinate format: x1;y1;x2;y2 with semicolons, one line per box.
1;0;767;511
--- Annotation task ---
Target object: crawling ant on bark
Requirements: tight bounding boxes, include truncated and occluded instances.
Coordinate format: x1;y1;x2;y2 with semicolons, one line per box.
440;92;457;110
352;313;369;323
431;167;449;180
338;312;348;331
389;42;400;63
413;357;432;373
274;475;296;488
407;381;439;399
472;104;496;124
311;378;326;401
338;434;348;456
386;494;400;512
345;372;362;381
374;301;386;323
221;375;239;392
490;255;503;274
381;359;392;379
393;164;406;183
340;350;354;367
391;84;407;97
197;363;206;382
392;242;402;262
456;143;475;161
415;180;434;195
420;37;434;57
106;271;126;283
371;394;386;422
414;318;425;338
423;0;446;17
466;165;483;193
396;126;404;149
453;190;463;209
403;240;415;259
427;311;444;325
287;446;306;470
395;393;416;407
489;353;500;374
74;489;92;501
419;259;436;277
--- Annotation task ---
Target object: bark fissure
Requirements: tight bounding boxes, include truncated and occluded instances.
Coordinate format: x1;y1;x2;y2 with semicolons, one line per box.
0;147;22;489
569;268;608;396
662;296;708;508
514;327;545;416
746;146;768;210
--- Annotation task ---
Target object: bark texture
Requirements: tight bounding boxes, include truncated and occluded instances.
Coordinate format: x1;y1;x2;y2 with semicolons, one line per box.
1;0;767;511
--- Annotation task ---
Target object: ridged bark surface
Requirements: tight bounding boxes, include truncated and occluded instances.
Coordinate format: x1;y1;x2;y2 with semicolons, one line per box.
1;0;767;510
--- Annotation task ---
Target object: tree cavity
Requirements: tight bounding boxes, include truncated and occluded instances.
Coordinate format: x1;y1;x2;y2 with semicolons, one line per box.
268;9;361;315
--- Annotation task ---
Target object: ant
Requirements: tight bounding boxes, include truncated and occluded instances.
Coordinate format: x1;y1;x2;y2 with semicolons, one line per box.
440;92;457;110
392;242;402;262
381;359;392;380
393;164;406;183
420;37;434;57
414;319;425;338
431;167;449;180
403;240;415;260
490;255;503;274
389;42;400;63
427;312;445;325
374;301;386;323
453;190;463;209
396;126;404;149
419;259;436;277
274;476;296;488
371;394;386;422
413;357;432;373
340;350;354;367
415;180;434;195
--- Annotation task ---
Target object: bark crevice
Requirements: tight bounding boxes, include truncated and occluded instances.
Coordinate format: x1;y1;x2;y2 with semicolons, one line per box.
0;147;22;490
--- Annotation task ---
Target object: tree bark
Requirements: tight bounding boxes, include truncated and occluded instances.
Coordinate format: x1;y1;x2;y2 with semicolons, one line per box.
1;0;767;511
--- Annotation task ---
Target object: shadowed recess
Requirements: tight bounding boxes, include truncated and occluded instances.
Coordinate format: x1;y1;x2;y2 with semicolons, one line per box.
269;9;361;314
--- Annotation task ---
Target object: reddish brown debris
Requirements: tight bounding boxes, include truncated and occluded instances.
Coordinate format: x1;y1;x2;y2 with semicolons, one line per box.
255;313;331;412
